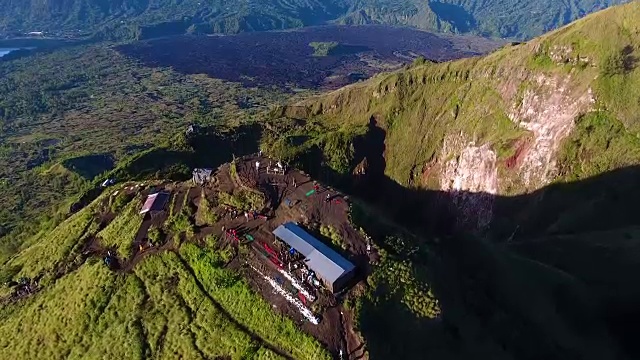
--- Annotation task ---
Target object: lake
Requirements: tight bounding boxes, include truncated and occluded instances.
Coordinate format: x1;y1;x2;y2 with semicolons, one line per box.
0;48;23;57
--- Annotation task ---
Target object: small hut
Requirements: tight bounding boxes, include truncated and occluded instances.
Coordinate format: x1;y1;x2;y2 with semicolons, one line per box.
140;192;170;215
192;168;213;185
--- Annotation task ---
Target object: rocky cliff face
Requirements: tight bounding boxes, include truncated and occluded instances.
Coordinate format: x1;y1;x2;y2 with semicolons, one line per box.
439;134;498;230
434;72;596;229
269;2;640;235
507;74;595;190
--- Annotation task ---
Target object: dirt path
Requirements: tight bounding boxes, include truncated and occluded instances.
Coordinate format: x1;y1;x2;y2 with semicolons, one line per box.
172;190;186;215
120;233;175;273
338;309;348;359
65;164;369;358
343;308;366;360
186;186;200;211
175;253;296;360
216;163;236;193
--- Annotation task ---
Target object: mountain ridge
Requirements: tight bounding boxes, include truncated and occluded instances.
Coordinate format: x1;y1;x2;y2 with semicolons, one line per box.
265;1;640;237
0;0;630;40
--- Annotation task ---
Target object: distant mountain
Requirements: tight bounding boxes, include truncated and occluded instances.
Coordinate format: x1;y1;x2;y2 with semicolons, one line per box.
0;0;630;40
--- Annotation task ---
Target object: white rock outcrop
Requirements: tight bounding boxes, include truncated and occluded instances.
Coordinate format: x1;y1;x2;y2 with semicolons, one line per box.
509;74;594;189
440;134;498;229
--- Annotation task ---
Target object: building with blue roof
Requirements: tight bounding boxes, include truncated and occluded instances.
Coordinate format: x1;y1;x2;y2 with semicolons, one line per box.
273;222;356;293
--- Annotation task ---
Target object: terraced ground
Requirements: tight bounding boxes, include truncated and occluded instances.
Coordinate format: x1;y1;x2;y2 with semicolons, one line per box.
0;181;331;360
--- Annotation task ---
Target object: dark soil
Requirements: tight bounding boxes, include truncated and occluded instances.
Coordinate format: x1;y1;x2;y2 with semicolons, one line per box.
118;25;503;90
80;158;369;356
216;155;369;355
172;189;186;215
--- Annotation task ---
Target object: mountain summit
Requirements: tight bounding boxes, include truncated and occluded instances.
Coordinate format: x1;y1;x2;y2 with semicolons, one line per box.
272;1;640;235
259;4;640;356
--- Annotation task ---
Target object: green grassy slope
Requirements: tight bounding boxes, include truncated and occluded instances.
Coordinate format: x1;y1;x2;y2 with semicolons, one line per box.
267;1;640;192
0;0;629;40
2;4;640;360
0;43;287;262
0;191;329;360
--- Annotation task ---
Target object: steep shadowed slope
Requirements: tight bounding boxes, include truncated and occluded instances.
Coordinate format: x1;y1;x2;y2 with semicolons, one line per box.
268;1;640;235
257;4;640;357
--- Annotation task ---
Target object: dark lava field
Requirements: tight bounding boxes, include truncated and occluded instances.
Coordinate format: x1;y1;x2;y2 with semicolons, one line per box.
118;25;502;90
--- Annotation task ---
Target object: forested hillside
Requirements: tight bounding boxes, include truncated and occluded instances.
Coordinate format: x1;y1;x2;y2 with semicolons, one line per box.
0;0;629;40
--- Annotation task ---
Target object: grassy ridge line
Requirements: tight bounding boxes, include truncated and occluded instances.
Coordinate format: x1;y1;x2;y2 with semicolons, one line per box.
0;182;327;359
0;263;135;359
0;229;323;358
271;1;640;189
5;190;108;282
135;252;263;359
97;194;143;259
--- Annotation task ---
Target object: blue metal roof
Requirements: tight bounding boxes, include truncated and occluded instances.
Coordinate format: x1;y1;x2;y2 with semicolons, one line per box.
273;222;355;285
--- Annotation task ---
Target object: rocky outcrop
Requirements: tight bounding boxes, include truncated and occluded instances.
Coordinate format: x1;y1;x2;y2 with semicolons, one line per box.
432;73;594;230
509;74;595;189
439;134;498;229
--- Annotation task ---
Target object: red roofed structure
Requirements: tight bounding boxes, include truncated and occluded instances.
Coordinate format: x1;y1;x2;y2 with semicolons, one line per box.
140;192;170;215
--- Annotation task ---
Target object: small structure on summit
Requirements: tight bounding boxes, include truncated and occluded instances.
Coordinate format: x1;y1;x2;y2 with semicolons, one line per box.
192;168;213;185
185;124;201;137
266;160;287;175
273;222;356;293
101;178;115;188
140;191;170;215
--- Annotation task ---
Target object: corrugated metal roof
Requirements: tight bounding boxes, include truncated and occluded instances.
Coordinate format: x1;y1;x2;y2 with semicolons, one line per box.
273;222;355;285
140;192;169;214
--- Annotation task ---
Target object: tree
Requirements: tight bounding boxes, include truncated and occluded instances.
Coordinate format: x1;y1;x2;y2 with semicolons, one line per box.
412;56;427;67
147;227;163;245
601;50;626;77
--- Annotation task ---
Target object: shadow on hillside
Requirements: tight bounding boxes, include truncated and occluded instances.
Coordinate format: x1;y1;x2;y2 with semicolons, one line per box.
622;45;638;74
293;122;640;360
62;154;115;180
113;124;263;182
189;123;263;164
